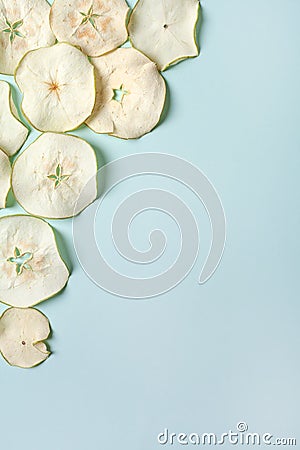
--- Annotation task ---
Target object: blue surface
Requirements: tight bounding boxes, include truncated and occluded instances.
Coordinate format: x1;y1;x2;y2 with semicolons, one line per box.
0;0;299;448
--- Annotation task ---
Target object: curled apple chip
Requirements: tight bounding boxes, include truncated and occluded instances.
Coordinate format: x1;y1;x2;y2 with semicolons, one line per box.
0;215;69;308
0;81;28;156
12;133;98;219
128;0;200;71
50;0;129;58
0;308;50;368
0;149;11;209
15;43;96;132
86;48;166;139
0;0;55;75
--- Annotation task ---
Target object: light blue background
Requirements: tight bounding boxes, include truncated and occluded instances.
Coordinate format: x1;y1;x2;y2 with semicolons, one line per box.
0;0;299;448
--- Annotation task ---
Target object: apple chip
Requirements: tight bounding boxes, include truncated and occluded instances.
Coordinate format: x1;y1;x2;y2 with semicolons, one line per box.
0;81;28;156
128;0;200;71
15;43;96;132
0;308;50;368
12;133;97;219
50;0;129;57
86;48;166;139
0;149;11;209
0;215;69;308
0;0;55;75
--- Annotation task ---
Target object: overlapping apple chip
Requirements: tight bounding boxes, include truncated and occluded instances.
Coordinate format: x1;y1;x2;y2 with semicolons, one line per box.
50;0;129;57
0;0;55;75
0;81;28;156
0;149;11;209
86;48;166;139
128;0;200;71
15;43;96;132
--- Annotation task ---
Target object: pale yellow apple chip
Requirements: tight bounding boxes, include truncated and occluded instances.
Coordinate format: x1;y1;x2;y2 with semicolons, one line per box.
86;48;166;139
15;43;96;132
0;0;55;75
0;215;69;308
0;308;50;368
12;133;98;219
0;81;28;156
0;149;11;209
128;0;200;71
50;0;129;57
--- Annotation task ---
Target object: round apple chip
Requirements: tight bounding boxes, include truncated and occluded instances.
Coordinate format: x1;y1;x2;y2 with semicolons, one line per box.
0;308;50;368
86;48;166;139
15;43;96;132
0;81;28;157
12;133;98;219
0;149;11;209
128;0;200;71
0;215;69;308
0;0;55;75
50;0;129;57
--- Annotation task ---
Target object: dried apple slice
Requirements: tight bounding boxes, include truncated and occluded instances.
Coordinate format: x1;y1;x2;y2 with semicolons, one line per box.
50;0;129;58
0;81;28;156
86;48;166;139
12;133;97;219
15;43;96;132
0;149;11;209
128;0;200;71
0;215;69;308
0;0;55;75
0;308;50;368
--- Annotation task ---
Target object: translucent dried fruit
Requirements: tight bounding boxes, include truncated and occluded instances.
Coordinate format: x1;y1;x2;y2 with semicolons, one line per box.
50;0;129;57
0;0;55;75
0;308;50;368
12;133;98;219
15;43;96;132
0;215;69;307
128;0;200;71
0;81;28;156
86;48;166;139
